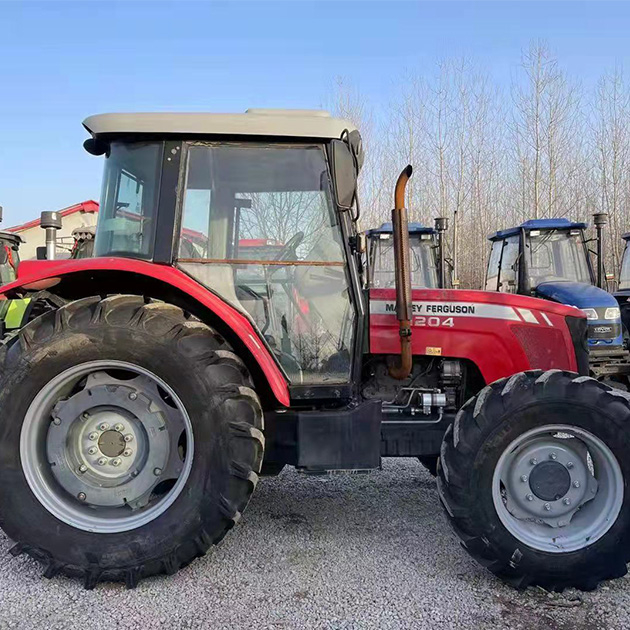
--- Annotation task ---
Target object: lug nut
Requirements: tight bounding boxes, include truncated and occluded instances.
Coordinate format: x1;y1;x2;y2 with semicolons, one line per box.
526;494;534;501
529;458;537;466
573;480;581;488
52;417;61;426
89;432;99;441
112;458;122;467
563;498;571;505
520;475;528;482
544;503;551;511
77;492;86;502
97;457;108;466
567;462;574;469
123;449;132;457
114;423;124;432
153;468;162;476
129;392;137;401
99;423;110;431
88;446;97;455
124;434;134;443
549;452;557;460
77;464;87;474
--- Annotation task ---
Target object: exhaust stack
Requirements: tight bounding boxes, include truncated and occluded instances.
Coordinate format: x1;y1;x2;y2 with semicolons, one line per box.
435;217;448;289
593;212;608;289
41;211;62;261
389;165;414;380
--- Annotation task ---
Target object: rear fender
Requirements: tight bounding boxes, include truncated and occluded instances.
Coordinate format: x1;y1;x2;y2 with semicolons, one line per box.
0;258;290;407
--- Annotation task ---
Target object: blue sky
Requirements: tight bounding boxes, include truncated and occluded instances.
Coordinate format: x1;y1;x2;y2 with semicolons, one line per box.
1;0;630;227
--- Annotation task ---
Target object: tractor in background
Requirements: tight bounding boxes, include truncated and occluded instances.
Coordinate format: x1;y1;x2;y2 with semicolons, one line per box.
365;218;450;290
0;206;22;286
0;110;629;593
615;232;630;339
486;217;630;381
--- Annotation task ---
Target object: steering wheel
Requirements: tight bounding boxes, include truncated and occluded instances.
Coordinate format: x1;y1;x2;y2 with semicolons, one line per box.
274;231;304;262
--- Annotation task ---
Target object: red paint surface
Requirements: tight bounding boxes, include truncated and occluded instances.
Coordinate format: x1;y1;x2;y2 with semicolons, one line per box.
369;288;583;383
2;258;290;407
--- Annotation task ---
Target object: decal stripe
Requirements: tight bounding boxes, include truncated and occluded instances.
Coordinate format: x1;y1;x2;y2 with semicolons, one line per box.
516;308;539;324
370;300;521;321
540;312;554;327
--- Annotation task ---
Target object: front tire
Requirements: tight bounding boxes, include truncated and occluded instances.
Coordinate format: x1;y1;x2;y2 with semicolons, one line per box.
438;370;630;591
0;295;264;588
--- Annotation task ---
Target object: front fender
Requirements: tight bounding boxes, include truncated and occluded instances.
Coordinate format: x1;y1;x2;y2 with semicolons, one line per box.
1;258;290;407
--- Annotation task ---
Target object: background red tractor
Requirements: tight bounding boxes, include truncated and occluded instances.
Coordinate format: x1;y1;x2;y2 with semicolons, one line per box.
0;110;628;592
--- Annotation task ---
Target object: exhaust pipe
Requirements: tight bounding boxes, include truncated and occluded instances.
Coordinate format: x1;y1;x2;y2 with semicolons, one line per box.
389;165;414;380
435;217;448;289
593;212;607;289
41;211;62;261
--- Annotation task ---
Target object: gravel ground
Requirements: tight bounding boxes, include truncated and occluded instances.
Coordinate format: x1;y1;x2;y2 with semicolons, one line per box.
0;459;629;630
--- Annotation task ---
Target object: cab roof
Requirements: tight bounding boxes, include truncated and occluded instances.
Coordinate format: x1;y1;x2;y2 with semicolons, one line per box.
489;218;588;241
367;222;436;236
83;109;357;141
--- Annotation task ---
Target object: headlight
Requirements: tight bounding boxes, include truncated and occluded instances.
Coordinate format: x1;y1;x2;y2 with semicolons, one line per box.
581;308;598;320
605;307;621;320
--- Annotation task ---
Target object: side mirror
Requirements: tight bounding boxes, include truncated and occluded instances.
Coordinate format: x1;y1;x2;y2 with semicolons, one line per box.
330;139;358;209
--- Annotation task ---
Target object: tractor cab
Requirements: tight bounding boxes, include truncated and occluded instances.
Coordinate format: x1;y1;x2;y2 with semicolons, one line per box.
85;110;364;388
366;222;439;289
486;218;628;377
614;232;630;336
618;233;630;293
0;231;22;285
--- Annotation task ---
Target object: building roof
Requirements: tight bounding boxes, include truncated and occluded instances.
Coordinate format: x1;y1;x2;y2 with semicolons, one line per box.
83;109;357;140
8;200;99;233
367;221;436;236
489;218;588;241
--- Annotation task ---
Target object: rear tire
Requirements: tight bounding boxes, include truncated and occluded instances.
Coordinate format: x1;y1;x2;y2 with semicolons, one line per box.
438;370;630;591
0;295;264;588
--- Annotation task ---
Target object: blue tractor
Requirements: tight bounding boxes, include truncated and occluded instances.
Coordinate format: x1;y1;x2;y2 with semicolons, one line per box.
486;217;630;380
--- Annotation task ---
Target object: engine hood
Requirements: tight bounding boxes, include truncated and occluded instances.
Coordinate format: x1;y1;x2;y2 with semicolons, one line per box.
535;281;617;309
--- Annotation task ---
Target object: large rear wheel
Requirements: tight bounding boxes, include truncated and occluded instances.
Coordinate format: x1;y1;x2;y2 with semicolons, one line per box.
438;370;630;591
0;295;264;588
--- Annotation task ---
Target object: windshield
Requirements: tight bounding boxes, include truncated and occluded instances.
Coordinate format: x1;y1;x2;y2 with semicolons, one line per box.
94;142;162;258
620;243;630;290
369;234;438;289
527;230;591;286
177;143;354;385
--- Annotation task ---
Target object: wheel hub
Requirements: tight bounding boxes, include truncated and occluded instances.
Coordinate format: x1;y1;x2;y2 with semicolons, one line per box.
98;430;126;458
492;424;623;553
21;361;194;533
529;460;571;501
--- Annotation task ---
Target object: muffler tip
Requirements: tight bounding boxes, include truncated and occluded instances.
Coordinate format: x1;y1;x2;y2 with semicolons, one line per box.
405;164;413;177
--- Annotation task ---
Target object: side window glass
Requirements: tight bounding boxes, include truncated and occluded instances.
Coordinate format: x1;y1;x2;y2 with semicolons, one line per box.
485;242;501;290
499;236;519;293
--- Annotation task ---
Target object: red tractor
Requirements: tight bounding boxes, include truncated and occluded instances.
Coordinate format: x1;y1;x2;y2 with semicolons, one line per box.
0;110;629;592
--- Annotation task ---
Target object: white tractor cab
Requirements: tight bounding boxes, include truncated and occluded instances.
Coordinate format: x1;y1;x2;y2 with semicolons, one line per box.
366;218;449;289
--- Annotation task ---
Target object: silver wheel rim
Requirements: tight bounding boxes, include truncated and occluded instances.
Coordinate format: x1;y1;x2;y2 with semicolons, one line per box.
492;424;623;553
20;360;194;533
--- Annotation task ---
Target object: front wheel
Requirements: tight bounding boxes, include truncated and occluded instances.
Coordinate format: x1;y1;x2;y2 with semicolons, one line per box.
0;295;264;588
438;370;630;591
